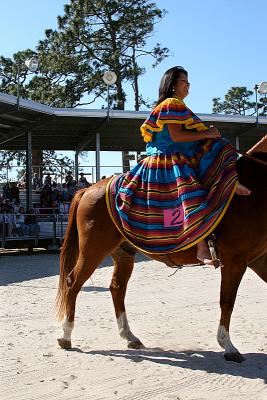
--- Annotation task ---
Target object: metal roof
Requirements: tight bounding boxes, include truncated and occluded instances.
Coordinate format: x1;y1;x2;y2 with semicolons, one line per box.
0;91;266;152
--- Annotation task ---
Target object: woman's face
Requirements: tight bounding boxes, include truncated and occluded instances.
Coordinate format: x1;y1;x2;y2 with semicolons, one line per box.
173;72;190;99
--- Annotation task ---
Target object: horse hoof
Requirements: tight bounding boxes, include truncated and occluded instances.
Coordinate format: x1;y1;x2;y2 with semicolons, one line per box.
127;340;145;349
57;338;72;349
224;351;245;363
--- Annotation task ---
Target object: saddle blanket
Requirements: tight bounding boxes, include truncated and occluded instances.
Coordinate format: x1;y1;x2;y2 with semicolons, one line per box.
106;150;237;255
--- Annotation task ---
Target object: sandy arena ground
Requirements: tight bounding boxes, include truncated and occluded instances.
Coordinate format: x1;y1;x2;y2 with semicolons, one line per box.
0;251;267;400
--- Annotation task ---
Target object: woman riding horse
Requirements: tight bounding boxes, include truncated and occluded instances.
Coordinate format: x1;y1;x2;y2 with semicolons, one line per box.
56;67;266;363
107;66;250;265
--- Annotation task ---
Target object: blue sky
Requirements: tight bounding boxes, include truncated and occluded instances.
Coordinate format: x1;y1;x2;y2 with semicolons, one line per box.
1;0;267;174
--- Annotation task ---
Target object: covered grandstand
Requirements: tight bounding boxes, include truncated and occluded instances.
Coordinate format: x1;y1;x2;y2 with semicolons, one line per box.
0;91;266;249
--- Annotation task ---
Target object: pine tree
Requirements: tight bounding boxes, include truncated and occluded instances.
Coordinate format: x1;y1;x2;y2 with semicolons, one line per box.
0;0;169;174
212;86;266;116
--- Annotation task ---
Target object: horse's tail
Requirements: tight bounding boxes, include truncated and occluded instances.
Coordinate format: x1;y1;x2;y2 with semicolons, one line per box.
55;189;86;321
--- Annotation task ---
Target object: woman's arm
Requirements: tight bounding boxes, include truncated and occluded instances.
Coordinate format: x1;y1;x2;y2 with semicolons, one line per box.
168;123;221;143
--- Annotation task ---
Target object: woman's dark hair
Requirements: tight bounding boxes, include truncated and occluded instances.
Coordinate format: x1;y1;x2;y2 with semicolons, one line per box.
156;66;188;106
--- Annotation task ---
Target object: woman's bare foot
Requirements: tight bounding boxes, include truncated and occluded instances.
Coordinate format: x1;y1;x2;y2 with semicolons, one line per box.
197;240;218;266
197;256;216;266
235;182;251;195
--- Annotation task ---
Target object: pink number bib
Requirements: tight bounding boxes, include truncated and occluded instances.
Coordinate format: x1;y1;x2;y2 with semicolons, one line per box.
163;206;184;227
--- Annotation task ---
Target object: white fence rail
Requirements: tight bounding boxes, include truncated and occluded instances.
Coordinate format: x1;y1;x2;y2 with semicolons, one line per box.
0;213;68;248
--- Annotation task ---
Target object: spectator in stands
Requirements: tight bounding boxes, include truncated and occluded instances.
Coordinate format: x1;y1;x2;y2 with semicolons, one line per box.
67;181;77;201
17;172;27;188
15;207;29;236
51;200;59;213
10;182;20;203
78;173;89;188
0;209;15;237
0;210;7;236
59;183;70;202
59;200;69;215
25;208;40;236
32;173;42;190
58;200;69;222
65;171;74;187
43;193;53;208
40;185;52;208
1;198;12;213
13;200;21;214
33;203;40;214
2;183;12;200
6;207;16;237
44;173;52;187
50;182;59;203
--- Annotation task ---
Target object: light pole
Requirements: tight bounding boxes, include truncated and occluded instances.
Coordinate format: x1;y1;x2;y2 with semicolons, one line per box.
15;57;38;212
254;81;267;125
92;70;117;182
16;57;39;111
103;70;117;121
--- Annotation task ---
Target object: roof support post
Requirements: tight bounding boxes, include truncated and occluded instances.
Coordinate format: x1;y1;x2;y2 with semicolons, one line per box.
235;135;240;151
26;130;32;212
95;132;100;182
74;150;79;183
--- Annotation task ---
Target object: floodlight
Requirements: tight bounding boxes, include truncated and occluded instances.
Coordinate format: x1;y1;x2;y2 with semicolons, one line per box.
103;71;117;85
16;57;39;111
258;82;267;94
25;57;39;73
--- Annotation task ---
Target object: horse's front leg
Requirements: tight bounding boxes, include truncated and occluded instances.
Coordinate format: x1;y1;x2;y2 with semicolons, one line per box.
248;252;267;283
111;244;144;349
217;260;247;362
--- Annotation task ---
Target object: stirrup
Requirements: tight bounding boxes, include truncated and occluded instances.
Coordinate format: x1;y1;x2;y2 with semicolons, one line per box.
207;234;221;269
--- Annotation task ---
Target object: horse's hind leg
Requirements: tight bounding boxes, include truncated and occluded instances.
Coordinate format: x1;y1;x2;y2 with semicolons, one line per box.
58;223;122;349
217;260;247;362
110;244;144;349
57;253;97;350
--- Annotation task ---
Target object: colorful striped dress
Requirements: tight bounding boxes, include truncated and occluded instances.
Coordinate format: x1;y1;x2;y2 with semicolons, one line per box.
106;96;238;254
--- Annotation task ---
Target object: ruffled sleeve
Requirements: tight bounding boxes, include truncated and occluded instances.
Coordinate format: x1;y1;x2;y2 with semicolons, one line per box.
140;97;208;143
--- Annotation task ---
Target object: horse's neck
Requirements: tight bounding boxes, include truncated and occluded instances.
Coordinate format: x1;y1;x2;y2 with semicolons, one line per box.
239;155;267;189
246;152;267;163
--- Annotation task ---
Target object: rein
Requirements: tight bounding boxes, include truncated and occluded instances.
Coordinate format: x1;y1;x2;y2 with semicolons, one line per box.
243;153;267;166
231;144;267;166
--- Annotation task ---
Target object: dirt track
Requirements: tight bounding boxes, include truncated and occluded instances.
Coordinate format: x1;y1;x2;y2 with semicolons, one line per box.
1;253;267;400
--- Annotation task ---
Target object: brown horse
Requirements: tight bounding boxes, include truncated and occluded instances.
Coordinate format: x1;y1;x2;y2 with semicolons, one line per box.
56;152;267;363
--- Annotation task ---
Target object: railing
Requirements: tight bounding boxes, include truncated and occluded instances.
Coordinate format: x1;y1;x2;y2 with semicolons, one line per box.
0;164;127;185
0;213;69;249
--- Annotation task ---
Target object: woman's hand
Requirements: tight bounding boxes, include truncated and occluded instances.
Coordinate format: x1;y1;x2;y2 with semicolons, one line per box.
205;126;221;139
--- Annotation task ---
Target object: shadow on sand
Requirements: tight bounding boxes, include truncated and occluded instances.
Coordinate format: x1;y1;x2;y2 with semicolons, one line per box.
69;347;267;383
0;250;151;286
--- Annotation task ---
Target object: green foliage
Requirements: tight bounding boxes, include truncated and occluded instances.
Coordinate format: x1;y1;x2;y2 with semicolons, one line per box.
0;50;39;98
212;86;267;116
0;0;169;172
0;0;169;111
0;150;74;181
